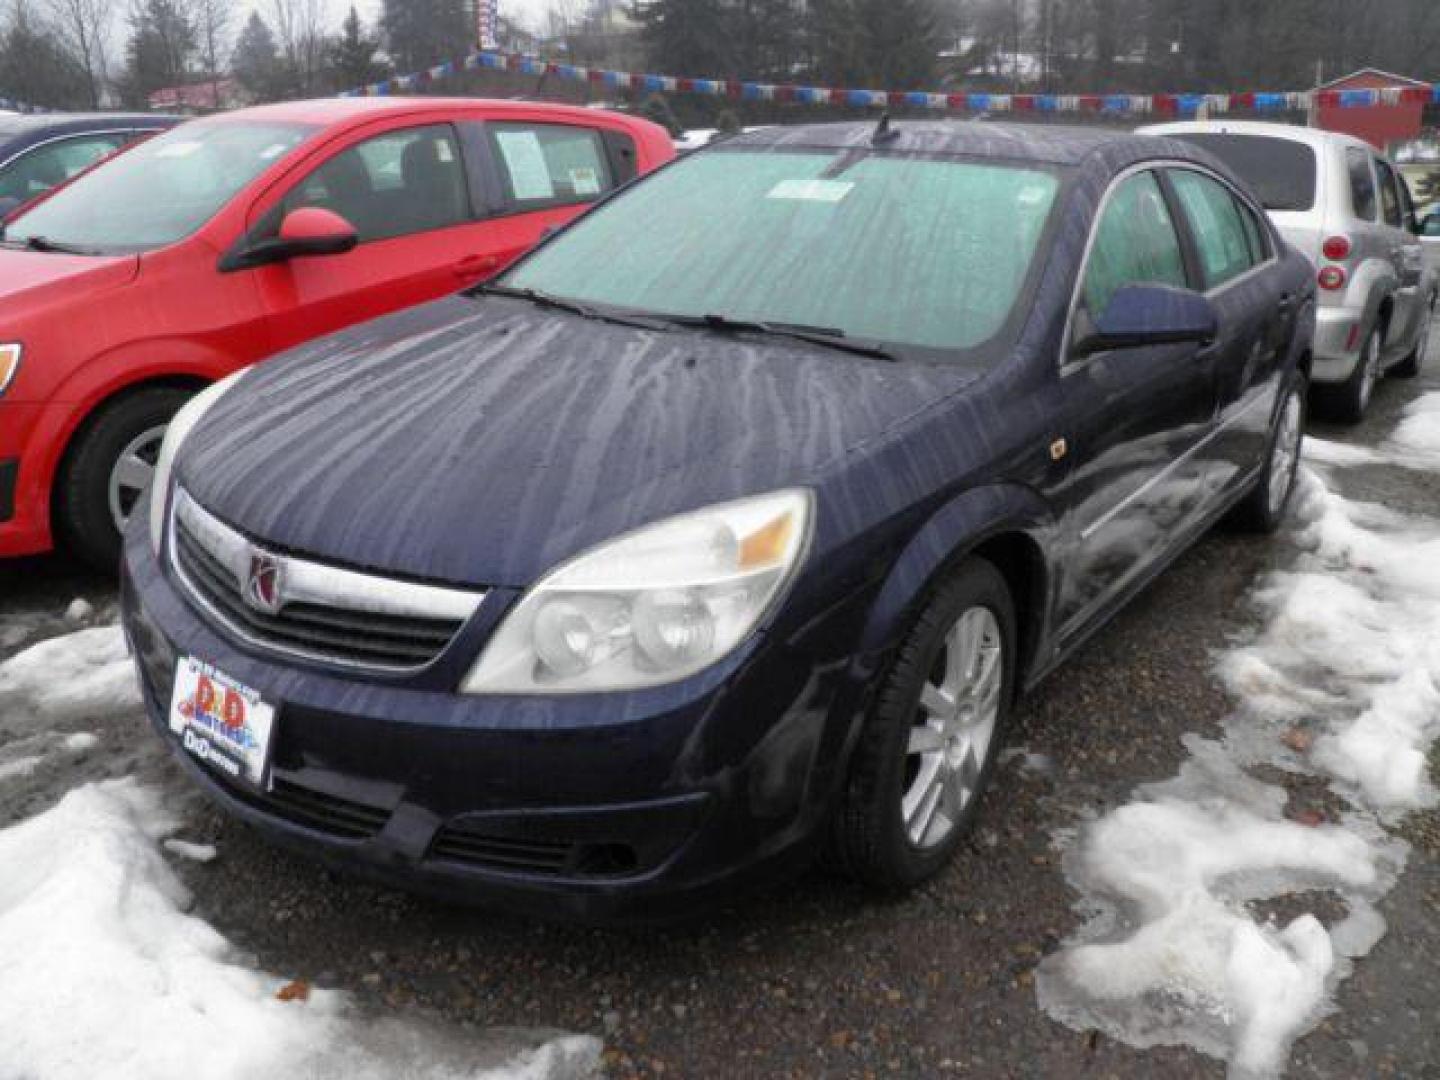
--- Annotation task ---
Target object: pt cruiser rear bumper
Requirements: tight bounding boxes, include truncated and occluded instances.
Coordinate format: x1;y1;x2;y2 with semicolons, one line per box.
119;513;871;921
1311;305;1365;384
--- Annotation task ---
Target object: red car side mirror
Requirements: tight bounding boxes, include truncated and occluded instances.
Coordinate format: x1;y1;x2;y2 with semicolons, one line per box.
277;207;359;257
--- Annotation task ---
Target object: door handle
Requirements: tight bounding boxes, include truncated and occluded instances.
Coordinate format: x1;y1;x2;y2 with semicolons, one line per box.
454;254;500;279
1277;292;1293;312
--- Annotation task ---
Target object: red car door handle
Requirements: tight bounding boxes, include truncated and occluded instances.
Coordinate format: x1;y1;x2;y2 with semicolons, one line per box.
454;254;500;279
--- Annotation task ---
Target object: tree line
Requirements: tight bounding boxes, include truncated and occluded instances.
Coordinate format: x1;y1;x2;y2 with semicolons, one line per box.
1;0;1438;111
631;0;1440;94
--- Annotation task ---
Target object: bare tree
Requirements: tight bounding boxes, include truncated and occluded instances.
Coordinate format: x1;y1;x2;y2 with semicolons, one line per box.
45;0;111;107
269;0;328;95
192;0;230;105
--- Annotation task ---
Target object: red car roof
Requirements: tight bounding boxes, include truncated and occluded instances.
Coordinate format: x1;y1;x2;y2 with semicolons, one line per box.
211;96;651;130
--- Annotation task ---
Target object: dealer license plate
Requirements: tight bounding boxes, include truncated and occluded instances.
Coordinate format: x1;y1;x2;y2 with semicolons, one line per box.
168;656;276;788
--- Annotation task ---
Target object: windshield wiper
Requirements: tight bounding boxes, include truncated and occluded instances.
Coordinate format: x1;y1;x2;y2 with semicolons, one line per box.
15;235;93;255
472;283;670;330
665;313;901;362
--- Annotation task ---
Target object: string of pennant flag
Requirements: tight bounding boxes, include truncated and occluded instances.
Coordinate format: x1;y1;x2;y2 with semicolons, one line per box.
340;48;1440;116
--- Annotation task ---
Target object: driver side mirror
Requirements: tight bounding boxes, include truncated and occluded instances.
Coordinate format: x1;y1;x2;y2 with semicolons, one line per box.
218;207;359;272
1074;283;1218;358
1419;212;1440;239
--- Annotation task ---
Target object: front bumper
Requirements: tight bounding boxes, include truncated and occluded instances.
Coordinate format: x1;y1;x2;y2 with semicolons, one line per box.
120;510;871;921
1311;305;1365;384
0;401;52;557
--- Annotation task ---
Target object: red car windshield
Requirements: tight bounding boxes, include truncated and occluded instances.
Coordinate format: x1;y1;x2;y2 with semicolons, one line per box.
5;119;315;255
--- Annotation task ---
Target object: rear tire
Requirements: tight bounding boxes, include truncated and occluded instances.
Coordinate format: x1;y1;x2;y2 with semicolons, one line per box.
55;387;192;573
1391;297;1434;379
1314;325;1380;424
830;557;1015;892
1231;372;1306;534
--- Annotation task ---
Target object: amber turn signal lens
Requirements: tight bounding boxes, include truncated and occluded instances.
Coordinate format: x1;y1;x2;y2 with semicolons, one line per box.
739;511;796;569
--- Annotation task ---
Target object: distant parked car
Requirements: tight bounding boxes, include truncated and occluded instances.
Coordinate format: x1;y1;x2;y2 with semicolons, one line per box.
0;97;674;569
1144;121;1436;422
122;121;1314;919
0;112;180;214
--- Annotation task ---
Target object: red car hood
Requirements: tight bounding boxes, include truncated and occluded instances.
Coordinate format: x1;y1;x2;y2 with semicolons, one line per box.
0;246;139;309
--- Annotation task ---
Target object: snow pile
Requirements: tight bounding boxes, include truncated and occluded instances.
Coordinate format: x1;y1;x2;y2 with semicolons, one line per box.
1385;391;1440;465
1039;467;1438;1076
0;627;601;1079
0;780;601;1080
1222;474;1440;812
0;625;140;721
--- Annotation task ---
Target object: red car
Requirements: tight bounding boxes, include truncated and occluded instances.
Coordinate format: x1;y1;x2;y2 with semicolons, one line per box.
0;97;673;568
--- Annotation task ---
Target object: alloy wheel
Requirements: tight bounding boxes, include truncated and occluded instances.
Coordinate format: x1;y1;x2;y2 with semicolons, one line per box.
107;424;168;532
902;606;1003;849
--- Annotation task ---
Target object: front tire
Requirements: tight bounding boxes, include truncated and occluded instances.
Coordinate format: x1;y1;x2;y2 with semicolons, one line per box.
831;557;1015;892
55;387;191;572
1231;372;1306;534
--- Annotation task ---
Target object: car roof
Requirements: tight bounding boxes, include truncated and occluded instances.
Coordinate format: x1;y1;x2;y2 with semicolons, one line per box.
1142;120;1377;155
210;96;650;130
0;112;180;132
723;120;1173;166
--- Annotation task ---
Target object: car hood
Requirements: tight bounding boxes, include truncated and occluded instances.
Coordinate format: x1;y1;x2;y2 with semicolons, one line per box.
0;246;139;305
178;295;980;588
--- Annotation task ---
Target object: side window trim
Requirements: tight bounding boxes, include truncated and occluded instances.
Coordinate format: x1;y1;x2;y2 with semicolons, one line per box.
0;129;125;172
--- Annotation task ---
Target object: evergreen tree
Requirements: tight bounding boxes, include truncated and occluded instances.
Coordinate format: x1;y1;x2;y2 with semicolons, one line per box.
0;0;90;107
810;0;942;89
120;0;197;106
329;6;386;91
633;0;733;79
381;0;470;74
231;11;283;101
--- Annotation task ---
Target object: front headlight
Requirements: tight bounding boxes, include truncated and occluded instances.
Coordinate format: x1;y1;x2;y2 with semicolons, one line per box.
461;489;813;694
147;370;247;554
0;343;21;396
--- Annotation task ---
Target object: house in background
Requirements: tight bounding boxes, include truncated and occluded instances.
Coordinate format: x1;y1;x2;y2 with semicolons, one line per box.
1315;68;1429;152
147;79;241;114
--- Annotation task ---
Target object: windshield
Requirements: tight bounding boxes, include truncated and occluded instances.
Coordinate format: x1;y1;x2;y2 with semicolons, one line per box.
1170;133;1317;212
502;147;1063;358
4;120;315;254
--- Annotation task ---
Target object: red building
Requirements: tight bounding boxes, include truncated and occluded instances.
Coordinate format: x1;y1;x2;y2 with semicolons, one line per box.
1315;68;1430;152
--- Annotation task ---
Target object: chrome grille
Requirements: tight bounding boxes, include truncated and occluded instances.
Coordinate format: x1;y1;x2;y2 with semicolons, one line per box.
169;488;484;672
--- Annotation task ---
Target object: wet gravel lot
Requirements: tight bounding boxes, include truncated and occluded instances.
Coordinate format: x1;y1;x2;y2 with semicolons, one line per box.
2;340;1437;1079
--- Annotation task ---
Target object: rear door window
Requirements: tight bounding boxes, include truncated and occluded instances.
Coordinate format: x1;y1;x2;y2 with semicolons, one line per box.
1169;169;1259;290
1376;159;1405;228
1347;149;1378;221
1167;133;1316;211
1081;171;1189;317
487;123;614;212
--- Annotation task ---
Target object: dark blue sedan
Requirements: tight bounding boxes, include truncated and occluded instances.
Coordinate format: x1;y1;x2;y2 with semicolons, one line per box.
0;112;180;213
120;121;1315;918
